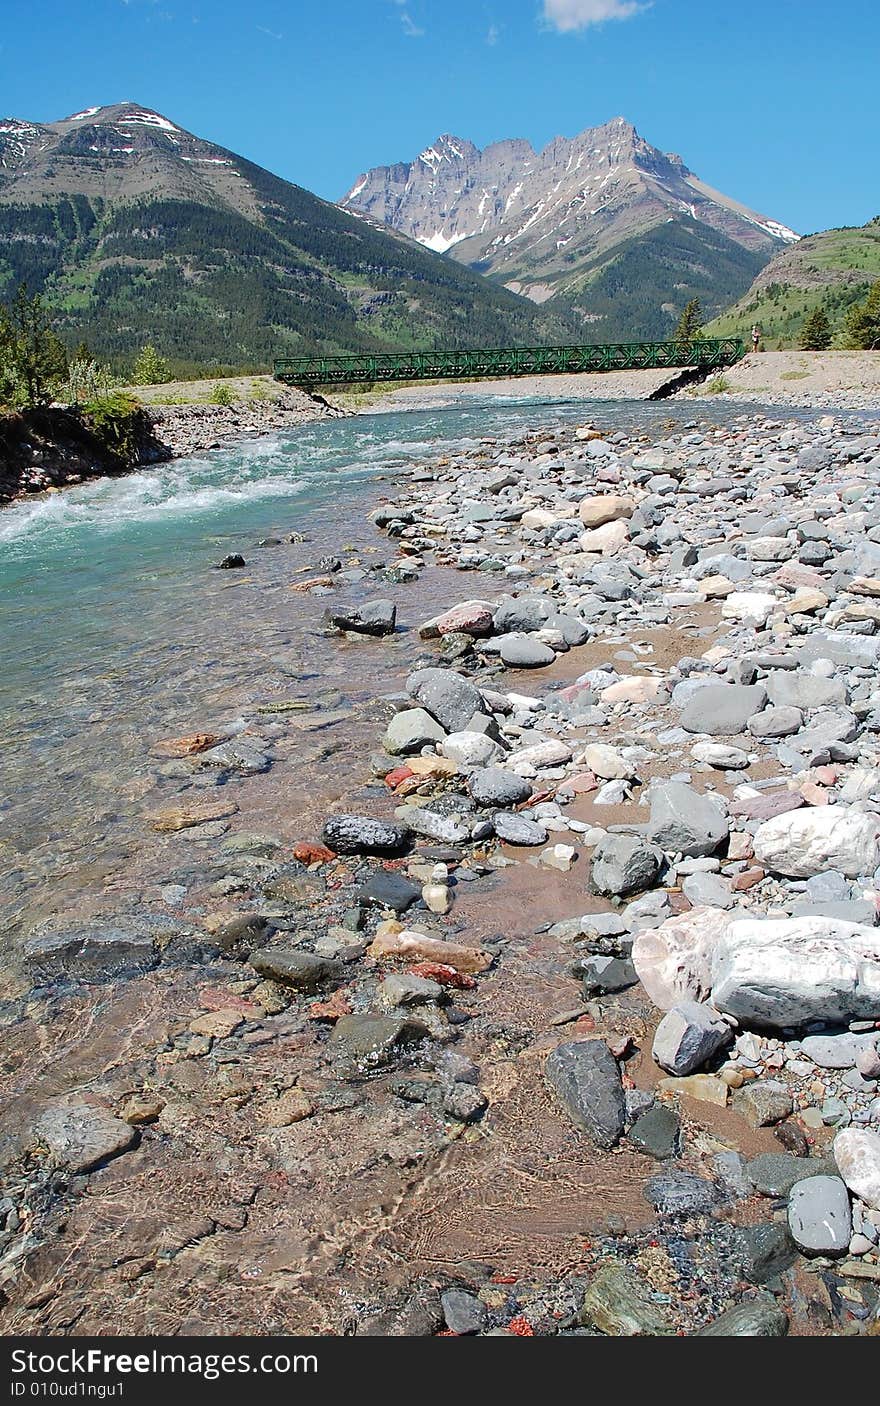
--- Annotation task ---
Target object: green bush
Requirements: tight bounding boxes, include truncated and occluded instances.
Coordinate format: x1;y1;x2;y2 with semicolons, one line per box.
209;382;234;405
81;392;144;465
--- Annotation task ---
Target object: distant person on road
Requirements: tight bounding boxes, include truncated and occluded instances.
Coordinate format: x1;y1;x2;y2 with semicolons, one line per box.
751;324;762;353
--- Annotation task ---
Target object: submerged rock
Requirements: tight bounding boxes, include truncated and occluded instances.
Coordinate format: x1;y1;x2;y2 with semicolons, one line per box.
544;1039;625;1149
322;814;409;855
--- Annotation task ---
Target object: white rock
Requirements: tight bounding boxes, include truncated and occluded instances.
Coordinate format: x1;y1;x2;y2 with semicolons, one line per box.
691;742;751;770
721;591;778;627
440;730;500;767
753;806;880;878
508;738;573;771
579;519;629;555
631;906;732;1010
834;1128;880;1211
710;915;880;1028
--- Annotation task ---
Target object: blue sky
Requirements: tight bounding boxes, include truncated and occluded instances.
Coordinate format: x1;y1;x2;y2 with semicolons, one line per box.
2;0;877;235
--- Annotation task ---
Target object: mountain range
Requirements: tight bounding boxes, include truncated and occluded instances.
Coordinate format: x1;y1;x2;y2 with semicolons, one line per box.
342;119;800;340
0;104;576;373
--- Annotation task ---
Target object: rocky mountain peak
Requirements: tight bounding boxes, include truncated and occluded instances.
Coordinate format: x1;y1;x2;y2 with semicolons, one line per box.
341;116;798;281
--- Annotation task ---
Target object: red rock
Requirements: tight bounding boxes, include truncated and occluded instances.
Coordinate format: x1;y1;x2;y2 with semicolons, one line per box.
293;842;336;864
731;866;765;891
307;990;352;1022
435;603;495;637
289;575;335;592
150;733;222;758
197;986;262;1016
559;772;599;794
606;1034;633;1059
812;765;838;785
407;962;477;989
384;765;414;790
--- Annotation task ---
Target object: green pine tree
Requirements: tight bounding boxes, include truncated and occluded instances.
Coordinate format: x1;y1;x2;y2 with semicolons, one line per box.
843;280;880;350
132;342;171;385
0;285;68;408
672;298;703;345
799;306;832;350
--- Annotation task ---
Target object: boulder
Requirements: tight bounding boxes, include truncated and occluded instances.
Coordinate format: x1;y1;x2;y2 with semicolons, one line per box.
406;667;484;733
384;708;446;755
579;1263;673;1336
652;1001;732;1076
492;812;548;846
322;814;409;856
498;634;556;669
32;1100;137;1174
734;1080;793;1128
710;915;880;1028
430;602;495;638
753;806;880;878
327;1014;428;1073
544;1040;626;1149
440;731;500;767
249;948;345;991
581;743;636;781
328;599;396;635
468;766;532;808
765;670;846;710
632;906;730;1010
679;683;767;735
627;1105;681;1161
787;1176;851;1256
647;782;729;857
591;834;661;898
697;1297;788;1337
578;494;634;528
366;929;492;974
492;595;553;633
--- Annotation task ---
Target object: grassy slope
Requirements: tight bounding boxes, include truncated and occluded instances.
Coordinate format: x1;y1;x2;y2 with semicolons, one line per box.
705;219;880;348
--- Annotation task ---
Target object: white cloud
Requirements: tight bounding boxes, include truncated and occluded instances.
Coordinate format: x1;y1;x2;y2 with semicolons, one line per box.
400;12;425;37
542;0;648;32
390;0;424;38
487;22;500;45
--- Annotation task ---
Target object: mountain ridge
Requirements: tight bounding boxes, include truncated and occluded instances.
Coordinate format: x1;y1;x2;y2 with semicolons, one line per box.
0;103;579;372
341;118;799;338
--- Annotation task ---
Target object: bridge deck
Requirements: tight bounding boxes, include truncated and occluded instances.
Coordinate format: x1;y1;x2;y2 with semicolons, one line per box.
274;338;744;389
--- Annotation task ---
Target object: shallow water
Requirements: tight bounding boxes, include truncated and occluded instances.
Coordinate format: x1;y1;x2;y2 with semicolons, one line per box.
0;394;842;950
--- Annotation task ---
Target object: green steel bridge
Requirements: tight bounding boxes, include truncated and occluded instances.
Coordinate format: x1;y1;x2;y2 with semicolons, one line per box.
273;337;745;390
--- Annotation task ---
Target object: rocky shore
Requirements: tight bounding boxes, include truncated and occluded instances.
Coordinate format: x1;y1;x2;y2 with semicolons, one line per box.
3;403;880;1337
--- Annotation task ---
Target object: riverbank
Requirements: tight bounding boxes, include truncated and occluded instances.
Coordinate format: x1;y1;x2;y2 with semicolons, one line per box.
1;398;879;1336
676;350;880;411
0;383;341;505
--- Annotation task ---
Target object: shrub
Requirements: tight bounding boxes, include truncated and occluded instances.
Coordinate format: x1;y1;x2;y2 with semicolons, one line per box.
132;343;171;385
209;382;234;405
80;392;144;465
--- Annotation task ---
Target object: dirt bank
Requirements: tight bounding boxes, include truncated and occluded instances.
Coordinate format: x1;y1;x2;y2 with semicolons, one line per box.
680;350;880;411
